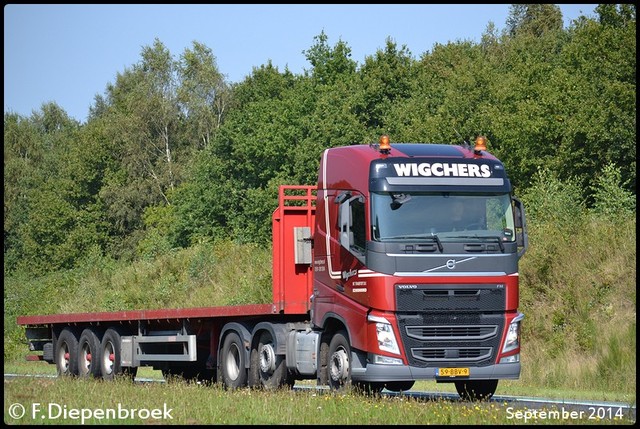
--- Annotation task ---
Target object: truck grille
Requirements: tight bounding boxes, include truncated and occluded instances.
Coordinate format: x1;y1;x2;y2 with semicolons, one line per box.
395;284;505;368
411;347;493;363
396;283;505;312
406;325;497;341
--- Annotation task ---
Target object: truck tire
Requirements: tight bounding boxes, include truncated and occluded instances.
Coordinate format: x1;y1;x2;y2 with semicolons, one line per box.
220;331;247;389
100;327;137;381
249;331;288;390
78;328;102;378
328;330;352;391
455;379;498;401
55;328;79;376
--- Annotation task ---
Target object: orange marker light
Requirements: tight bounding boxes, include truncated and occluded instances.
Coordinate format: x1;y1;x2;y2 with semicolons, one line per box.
474;136;487;154
379;135;391;153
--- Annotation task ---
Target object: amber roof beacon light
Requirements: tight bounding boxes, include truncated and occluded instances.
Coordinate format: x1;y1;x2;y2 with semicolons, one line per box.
474;136;487;155
379;135;391;154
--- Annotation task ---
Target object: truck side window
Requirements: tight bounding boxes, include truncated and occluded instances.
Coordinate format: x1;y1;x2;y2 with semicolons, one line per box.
339;194;366;256
351;198;366;252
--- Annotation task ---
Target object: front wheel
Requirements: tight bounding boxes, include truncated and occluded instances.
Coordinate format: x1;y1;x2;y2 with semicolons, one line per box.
455;379;498;401
327;330;351;391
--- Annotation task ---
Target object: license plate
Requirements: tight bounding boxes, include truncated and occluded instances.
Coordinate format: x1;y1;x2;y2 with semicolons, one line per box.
437;367;470;377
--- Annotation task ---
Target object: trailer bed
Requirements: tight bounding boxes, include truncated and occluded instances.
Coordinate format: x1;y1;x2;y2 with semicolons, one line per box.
16;303;280;326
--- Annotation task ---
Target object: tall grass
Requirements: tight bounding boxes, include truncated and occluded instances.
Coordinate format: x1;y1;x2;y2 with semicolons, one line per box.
4;240;272;361
3;376;634;425
516;166;636;399
518;216;636;396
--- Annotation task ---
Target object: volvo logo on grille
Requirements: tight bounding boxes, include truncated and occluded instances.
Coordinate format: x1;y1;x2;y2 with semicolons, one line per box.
446;259;456;270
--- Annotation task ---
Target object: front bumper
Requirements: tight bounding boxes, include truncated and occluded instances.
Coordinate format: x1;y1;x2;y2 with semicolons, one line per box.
351;359;521;382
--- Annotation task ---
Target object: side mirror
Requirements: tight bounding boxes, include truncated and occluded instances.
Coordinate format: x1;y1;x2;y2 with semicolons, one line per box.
512;197;528;259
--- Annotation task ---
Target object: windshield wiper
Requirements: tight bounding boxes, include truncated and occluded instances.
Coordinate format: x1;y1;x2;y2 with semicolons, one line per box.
487;236;505;252
430;233;443;252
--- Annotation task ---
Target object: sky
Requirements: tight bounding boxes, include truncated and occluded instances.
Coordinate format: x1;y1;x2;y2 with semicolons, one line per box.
4;4;598;124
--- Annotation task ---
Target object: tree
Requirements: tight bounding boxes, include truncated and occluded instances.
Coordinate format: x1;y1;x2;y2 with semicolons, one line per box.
90;39;187;257
4;104;111;273
506;4;563;37
596;4;636;28
303;31;357;85
178;41;231;150
353;38;415;131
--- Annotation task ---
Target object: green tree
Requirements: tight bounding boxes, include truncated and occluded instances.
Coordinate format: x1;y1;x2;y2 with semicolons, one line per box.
303;30;357;85
506;4;563;37
90;39;190;258
4;103;113;274
596;3;636;27
589;163;636;219
178;41;231;151
4;112;43;269
353;37;415;132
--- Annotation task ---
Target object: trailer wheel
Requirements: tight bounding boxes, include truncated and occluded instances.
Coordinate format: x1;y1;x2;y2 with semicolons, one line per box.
55;328;79;376
220;331;247;389
78;328;102;378
100;327;137;381
328;330;351;391
249;331;288;390
455;379;498;401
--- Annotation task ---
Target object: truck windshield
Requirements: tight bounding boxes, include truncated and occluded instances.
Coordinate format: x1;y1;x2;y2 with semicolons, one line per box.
371;192;516;242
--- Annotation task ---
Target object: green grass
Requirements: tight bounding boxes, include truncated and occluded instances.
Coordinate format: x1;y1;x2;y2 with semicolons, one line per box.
3;376;634;425
4;361;635;407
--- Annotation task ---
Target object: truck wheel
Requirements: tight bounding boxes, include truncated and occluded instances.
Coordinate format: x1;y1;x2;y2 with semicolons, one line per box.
221;331;247;389
55;328;79;376
78;328;102;378
249;331;288;390
455;379;498;401
100;327;137;381
328;330;351;391
317;340;329;386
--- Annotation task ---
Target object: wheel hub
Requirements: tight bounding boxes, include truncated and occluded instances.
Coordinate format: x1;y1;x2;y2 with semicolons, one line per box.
259;343;276;373
330;349;349;382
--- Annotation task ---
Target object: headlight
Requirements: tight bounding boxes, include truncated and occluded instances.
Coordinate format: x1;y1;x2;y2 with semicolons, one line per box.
368;315;400;355
502;313;524;354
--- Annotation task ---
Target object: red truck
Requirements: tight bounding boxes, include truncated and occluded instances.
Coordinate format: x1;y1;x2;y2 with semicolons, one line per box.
17;135;528;400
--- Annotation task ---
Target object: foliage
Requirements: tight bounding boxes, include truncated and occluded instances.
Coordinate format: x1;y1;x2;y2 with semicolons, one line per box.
3;7;636;281
589;162;636;220
518;215;636;394
519;166;586;228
